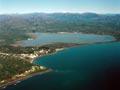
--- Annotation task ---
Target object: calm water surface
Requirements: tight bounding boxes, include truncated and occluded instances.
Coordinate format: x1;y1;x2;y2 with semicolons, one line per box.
20;33;115;46
5;42;120;90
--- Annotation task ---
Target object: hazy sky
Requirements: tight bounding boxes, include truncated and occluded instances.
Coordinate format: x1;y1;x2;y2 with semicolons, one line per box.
0;0;120;14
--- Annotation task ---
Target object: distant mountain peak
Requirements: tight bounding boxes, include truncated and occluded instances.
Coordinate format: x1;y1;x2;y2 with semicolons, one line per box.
81;12;98;17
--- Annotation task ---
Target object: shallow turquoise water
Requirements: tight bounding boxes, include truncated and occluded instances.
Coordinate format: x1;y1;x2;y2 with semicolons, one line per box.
20;33;115;46
5;42;120;90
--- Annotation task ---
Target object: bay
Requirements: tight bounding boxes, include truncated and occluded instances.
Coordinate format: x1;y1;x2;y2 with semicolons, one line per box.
5;42;120;90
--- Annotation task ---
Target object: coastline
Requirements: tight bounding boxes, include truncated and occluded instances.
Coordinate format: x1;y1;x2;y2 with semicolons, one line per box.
0;32;119;89
30;48;65;63
0;69;52;90
0;47;65;90
0;41;119;89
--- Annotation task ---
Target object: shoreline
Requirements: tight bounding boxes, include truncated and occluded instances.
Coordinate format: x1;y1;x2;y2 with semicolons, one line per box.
0;32;119;89
0;69;52;89
0;41;119;89
32;48;65;63
0;47;65;89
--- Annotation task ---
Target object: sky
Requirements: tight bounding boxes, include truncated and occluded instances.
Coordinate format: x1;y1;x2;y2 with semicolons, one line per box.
0;0;120;14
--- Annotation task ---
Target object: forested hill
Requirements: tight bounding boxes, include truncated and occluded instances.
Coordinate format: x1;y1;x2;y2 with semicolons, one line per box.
0;13;120;41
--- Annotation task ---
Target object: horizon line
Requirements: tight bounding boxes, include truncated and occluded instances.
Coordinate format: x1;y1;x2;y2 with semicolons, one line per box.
0;11;120;15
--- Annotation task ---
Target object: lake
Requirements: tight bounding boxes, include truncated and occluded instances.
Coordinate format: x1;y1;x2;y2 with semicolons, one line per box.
4;41;120;90
19;33;116;46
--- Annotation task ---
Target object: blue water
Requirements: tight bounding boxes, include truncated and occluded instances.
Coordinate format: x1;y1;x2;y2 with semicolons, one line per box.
20;33;115;46
5;42;120;90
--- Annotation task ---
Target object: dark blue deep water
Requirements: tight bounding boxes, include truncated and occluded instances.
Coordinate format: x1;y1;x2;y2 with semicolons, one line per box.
4;42;120;90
